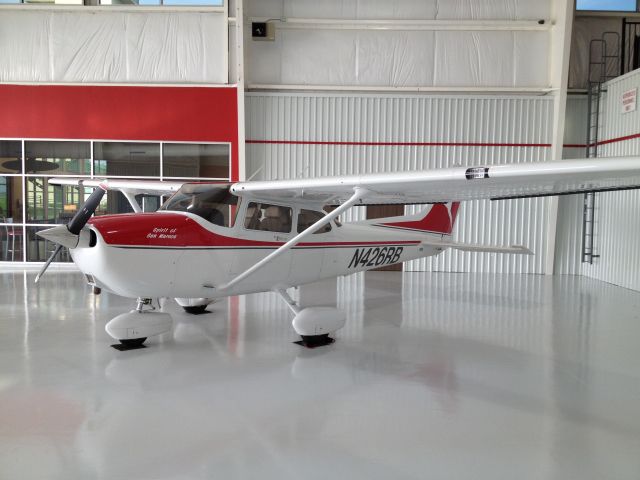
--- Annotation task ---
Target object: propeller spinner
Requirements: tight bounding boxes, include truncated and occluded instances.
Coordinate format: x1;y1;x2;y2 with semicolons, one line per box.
35;182;108;283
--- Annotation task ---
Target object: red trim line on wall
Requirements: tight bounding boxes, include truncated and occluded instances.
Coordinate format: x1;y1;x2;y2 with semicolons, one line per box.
248;134;640;150
247;139;552;148
562;132;640;149
0;84;240;181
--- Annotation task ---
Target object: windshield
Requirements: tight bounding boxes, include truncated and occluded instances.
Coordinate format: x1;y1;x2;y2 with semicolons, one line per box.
160;183;238;227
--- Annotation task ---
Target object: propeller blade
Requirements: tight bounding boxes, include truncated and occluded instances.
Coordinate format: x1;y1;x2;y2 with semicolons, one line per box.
34;182;107;283
34;244;63;284
67;181;108;235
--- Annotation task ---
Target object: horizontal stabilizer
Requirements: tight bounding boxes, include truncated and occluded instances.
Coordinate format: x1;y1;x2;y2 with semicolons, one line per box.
423;240;533;255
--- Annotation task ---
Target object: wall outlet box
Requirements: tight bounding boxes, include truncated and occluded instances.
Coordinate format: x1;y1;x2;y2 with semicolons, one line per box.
252;22;275;41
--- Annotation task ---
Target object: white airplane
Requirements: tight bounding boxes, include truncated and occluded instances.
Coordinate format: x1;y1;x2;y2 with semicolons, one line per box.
35;157;640;350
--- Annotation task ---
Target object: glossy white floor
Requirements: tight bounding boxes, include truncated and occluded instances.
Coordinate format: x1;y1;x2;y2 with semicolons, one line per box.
1;267;640;479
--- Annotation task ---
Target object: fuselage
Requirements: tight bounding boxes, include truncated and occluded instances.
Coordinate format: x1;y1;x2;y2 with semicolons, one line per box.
71;209;448;299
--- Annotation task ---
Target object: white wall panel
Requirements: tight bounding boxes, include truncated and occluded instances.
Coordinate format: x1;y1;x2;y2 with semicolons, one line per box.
246;93;554;273
0;12;51;82
0;11;227;84
247;0;550;21
248;29;549;88
245;1;551;88
580;72;640;291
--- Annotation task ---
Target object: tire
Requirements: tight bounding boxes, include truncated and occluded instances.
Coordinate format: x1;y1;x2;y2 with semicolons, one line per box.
119;337;147;348
183;305;208;314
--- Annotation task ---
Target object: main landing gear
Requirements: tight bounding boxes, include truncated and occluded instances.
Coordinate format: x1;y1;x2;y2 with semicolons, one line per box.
174;297;214;314
275;289;346;348
105;298;173;351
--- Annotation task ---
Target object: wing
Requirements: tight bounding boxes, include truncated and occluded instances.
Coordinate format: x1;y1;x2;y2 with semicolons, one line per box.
48;178;184;196
230;157;640;205
49;178;186;212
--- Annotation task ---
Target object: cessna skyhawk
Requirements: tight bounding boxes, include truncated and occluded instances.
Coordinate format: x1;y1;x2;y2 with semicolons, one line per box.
35;157;640;349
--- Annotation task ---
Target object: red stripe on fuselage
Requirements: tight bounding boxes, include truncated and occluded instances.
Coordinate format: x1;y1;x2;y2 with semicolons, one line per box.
88;213;420;248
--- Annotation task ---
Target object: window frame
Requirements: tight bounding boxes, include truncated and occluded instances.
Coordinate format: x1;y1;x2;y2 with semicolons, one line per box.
0;137;233;263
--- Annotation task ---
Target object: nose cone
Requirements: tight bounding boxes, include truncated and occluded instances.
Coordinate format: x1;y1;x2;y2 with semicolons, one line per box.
36;225;79;249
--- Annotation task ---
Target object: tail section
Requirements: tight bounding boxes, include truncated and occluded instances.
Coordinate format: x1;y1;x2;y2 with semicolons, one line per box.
378;202;460;235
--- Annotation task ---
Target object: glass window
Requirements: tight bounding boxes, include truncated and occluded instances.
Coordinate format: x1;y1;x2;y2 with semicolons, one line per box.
140;195;161;212
94;142;160;177
161;183;238;227
245;202;292;233
100;0;223;4
1;224;24;262
24;180;145;223
0;141;22;174
95;190;159;216
0;177;6;220
26;227;73;263
577;0;637;10
297;209;331;234
0;176;24;223
162;0;224;5
25;177;88;224
163;143;230;179
25;141;91;176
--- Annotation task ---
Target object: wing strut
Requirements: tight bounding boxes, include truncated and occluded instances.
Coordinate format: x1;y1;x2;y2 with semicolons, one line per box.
121;190;142;213
218;187;369;292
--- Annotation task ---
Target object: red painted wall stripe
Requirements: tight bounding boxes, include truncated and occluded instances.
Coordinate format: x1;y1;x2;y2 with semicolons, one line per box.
248;134;640;150
0;84;240;181
247;139;552;148
597;131;640;146
562;132;640;149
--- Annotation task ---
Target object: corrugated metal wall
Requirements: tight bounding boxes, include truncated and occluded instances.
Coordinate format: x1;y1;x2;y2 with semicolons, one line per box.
246;92;554;273
555;95;588;276
581;72;640;291
555;72;640;292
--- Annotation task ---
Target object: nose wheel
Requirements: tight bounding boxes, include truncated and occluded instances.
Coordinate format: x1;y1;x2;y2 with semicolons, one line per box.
112;337;148;351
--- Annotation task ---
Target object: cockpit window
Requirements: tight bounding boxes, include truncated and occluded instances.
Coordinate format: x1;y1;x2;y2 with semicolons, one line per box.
160;183;238;227
245;202;292;233
297;209;331;234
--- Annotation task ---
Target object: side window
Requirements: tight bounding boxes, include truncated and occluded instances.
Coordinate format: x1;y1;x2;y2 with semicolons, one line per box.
297;209;332;234
244;202;292;233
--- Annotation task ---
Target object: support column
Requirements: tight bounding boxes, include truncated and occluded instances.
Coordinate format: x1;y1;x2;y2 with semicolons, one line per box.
545;0;575;275
234;0;246;181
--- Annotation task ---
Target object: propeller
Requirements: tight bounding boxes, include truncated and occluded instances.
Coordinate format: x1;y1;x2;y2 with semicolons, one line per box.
35;181;108;283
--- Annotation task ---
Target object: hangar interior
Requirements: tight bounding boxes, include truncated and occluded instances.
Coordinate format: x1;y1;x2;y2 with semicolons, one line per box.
1;0;640;478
